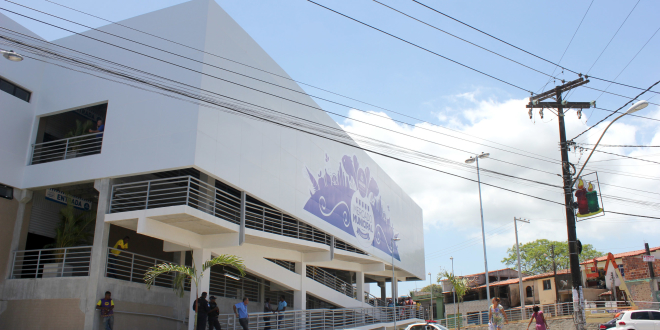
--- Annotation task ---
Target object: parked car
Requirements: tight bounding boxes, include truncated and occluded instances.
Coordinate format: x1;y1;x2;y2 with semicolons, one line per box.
405;321;448;330
614;310;660;329
599;318;616;329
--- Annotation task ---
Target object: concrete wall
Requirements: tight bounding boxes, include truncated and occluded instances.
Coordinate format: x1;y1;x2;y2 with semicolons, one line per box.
0;196;19;287
0;298;85;330
445;299;489;317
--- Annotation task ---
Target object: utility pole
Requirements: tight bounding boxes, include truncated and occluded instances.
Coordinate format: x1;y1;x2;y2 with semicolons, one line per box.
514;217;529;317
645;243;658;302
527;76;592;330
551;245;559;303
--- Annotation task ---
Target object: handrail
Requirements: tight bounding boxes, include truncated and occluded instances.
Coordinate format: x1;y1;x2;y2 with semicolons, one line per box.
11;246;93;279
111;310;186;323
105;247;190;291
30;133;103;165
306;265;356;298
31;132;101;147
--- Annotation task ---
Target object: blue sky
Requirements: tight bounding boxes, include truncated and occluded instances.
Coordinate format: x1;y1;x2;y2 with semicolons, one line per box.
4;0;660;298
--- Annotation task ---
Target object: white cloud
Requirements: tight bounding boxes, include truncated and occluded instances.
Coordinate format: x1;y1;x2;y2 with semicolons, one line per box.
340;92;660;253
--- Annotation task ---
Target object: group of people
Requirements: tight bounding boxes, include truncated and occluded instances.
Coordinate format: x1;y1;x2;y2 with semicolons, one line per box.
488;297;549;330
193;292;288;330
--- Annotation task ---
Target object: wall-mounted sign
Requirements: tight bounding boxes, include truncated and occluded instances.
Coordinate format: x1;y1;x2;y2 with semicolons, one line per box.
575;172;605;220
45;189;92;211
642;255;656;262
303;154;400;260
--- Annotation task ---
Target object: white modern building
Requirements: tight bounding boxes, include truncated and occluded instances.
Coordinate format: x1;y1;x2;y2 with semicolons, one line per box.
0;1;425;329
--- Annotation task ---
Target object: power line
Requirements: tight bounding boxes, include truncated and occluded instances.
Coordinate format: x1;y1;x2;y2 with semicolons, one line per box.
411;0;660;96
305;0;535;94
2;30;567;207
577;143;660;148
5;1;567;166
572;79;660;140
579;148;660;165
371;0;559;79
583;86;660;108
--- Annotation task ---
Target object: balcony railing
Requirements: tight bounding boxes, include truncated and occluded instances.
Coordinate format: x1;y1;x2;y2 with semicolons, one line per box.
30;133;103;165
109;176;365;252
105;248;190;290
365;291;386;307
10;246;92;278
306;265;356;299
209;305;426;330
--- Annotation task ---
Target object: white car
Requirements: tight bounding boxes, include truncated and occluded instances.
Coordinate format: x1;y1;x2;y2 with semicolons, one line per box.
614;310;660;330
404;321;449;330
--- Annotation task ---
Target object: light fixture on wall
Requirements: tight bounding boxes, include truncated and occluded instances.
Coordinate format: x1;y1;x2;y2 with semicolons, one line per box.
1;50;23;62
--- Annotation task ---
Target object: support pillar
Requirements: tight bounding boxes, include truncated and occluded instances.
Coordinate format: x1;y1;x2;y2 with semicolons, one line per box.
379;281;387;302
392;276;399;302
84;178;113;330
356;271;365;303
4;189;32;280
239;191;246;245
189;248;211;330
294;261;307;310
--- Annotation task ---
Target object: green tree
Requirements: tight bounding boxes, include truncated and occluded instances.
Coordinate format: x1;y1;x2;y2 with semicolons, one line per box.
438;270;474;330
501;239;603;274
144;254;245;329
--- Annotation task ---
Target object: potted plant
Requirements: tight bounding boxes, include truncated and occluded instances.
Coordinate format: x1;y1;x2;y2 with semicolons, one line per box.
63;119;93;159
42;200;95;277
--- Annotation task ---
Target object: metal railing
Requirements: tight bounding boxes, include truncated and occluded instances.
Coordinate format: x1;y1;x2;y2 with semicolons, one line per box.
306;265;356;299
365;291;386;307
109;176;367;254
105;248;191;290
30;133;103;165
439;301;578;328
208;305;426;330
10;246;93;278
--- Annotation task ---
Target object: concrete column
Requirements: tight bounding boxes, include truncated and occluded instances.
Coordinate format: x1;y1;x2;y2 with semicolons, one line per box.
239;191;246;245
4;189;32;280
294;261;306;310
84;178;113;330
356;271;365;303
189;248;212;330
379;282;387;302
392;276;399;302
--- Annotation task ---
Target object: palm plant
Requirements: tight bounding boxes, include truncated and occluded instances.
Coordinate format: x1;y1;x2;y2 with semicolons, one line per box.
64;119;94;153
439;270;474;330
45;200;96;260
144;254;246;329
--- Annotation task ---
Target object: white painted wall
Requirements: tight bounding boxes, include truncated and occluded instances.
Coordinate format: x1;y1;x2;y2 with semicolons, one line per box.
0;0;425;279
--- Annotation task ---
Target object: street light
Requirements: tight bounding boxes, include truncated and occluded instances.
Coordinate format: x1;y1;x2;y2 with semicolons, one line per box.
428;272;434;319
1;50;23;62
450;256;457;327
573;100;648;181
392;234;400;330
513;217;529;317
465;152;491;303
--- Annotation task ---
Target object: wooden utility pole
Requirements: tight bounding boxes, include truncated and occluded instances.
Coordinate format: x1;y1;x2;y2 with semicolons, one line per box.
527;77;592;330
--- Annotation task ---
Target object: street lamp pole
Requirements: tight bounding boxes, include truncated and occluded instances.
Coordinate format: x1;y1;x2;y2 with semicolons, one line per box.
514;217;529;317
572;100;649;182
466;153;491;303
429;272;434;319
392;235;401;329
451;256;456;327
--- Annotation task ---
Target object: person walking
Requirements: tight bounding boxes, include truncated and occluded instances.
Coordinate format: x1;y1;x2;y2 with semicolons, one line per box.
233;297;249;330
276;295;287;327
207;296;221;330
193;292;211;330
108;236;129;278
527;306;548;330
488;297;509;329
263;298;274;330
96;291;114;330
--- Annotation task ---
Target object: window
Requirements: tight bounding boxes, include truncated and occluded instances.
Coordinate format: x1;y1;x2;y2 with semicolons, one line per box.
618;265;625;278
526;286;533;298
543;280;552;290
650;311;660;320
0;77;31;102
630;311;650;320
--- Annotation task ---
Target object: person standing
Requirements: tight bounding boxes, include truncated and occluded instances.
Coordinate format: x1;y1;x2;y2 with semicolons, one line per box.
263;298;274;330
233;297;249;330
108;236;129;278
193;292;211;330
96;291;114;330
527;306;548;330
276;295;287;327
207;296;221;330
488;297;509;329
88;118;105;154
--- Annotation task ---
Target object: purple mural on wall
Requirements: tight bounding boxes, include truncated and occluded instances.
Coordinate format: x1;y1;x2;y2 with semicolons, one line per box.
303;154;400;261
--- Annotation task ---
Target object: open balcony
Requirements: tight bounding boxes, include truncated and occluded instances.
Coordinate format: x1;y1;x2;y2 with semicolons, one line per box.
30;133;103;165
